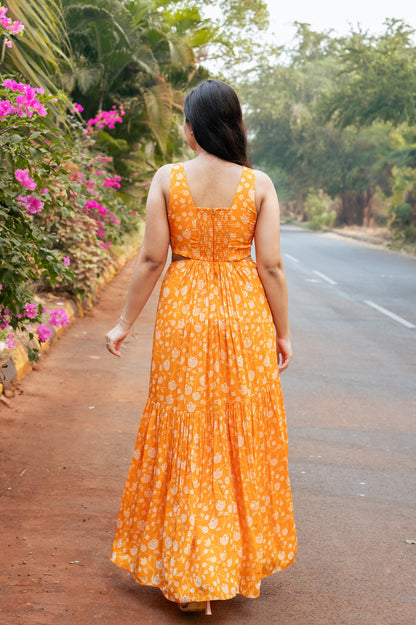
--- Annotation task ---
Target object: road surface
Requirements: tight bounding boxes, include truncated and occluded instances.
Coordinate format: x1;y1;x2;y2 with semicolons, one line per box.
0;225;415;624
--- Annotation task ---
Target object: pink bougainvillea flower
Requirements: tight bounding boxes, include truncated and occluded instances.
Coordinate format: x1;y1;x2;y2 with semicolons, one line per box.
48;309;70;328
63;257;70;266
24;302;38;319
15;169;37;190
2;80;47;118
71;102;83;113
84;199;100;210
5;38;12;48
7;20;24;34
0;5;24;37
17;195;44;214
86;105;125;132
0;284;2;293
39;188;49;194
6;333;16;349
130;211;138;215
37;324;52;343
0;99;14;117
103;175;121;188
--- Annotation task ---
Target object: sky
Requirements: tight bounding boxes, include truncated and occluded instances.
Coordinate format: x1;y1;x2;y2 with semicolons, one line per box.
265;0;416;44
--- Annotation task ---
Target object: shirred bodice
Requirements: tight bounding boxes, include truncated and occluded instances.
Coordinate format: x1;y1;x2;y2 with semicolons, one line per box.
167;163;257;262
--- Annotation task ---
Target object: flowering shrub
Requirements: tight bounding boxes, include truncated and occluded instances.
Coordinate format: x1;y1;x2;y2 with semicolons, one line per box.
0;302;70;361
0;8;138;362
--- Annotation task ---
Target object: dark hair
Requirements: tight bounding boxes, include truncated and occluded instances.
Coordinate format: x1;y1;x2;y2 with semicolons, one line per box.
184;79;251;167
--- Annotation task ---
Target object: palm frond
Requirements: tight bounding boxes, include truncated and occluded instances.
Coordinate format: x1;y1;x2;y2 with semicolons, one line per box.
2;0;73;93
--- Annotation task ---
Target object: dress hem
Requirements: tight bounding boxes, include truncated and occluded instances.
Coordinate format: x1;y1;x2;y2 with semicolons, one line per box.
110;552;296;602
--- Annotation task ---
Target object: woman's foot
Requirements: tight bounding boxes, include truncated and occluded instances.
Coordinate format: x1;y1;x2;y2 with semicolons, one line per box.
179;600;212;615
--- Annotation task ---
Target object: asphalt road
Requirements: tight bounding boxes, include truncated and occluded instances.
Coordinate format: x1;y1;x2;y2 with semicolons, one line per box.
1;226;415;625
278;225;416;624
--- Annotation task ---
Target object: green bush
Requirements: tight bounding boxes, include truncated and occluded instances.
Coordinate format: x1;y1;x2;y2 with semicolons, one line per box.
304;189;337;230
403;224;416;243
388;202;412;227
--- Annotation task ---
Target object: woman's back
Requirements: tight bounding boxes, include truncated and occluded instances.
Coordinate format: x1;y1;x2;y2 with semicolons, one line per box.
168;161;256;262
182;158;246;209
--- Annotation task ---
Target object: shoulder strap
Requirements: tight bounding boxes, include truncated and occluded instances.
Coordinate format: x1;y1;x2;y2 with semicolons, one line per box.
240;167;256;209
170;162;184;189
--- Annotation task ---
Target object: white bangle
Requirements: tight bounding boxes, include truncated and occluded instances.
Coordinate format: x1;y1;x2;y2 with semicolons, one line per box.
120;315;133;326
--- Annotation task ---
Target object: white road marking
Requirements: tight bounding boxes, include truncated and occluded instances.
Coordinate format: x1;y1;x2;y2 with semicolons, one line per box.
313;270;337;285
285;253;299;263
364;300;415;329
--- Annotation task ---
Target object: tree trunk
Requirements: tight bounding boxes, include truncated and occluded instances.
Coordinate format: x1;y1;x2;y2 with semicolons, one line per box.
339;191;366;226
363;186;376;228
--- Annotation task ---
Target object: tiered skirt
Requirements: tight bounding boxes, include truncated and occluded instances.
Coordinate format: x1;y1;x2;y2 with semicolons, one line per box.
111;259;296;601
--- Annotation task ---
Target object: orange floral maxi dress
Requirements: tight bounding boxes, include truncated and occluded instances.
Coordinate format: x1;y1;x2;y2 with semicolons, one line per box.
111;163;297;602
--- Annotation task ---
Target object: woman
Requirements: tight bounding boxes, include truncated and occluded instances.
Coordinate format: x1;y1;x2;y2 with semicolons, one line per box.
106;79;296;615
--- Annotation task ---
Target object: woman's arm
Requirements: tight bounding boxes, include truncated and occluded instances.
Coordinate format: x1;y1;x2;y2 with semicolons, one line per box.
105;165;171;357
254;170;292;372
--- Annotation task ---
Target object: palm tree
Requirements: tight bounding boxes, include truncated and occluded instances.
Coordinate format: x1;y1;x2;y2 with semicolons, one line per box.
62;0;205;167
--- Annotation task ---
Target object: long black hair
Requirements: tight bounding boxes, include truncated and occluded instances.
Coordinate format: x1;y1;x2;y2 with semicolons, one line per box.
183;79;251;167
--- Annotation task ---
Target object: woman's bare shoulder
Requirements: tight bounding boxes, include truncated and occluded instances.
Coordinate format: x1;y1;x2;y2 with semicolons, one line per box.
253;168;275;189
153;163;173;182
252;169;278;209
149;163;174;198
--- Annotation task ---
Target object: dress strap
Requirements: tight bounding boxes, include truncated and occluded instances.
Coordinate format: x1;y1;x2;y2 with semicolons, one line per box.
238;167;256;213
168;163;188;212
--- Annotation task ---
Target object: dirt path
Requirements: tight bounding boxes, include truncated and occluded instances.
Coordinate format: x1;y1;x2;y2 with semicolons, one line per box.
1;258;414;625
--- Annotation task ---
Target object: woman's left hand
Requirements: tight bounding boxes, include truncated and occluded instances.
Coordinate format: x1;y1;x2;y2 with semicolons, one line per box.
276;336;292;373
105;322;131;357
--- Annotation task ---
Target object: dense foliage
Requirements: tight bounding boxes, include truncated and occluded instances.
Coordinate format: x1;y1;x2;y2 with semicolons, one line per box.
0;0;270;361
243;20;416;241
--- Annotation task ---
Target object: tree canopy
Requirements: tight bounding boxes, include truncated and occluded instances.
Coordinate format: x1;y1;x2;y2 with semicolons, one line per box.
241;20;416;234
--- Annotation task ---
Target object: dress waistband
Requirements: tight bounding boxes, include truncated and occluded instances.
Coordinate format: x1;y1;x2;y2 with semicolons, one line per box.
171;253;252;263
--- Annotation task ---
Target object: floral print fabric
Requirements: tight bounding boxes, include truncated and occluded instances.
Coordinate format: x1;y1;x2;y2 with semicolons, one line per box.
111;163;297;602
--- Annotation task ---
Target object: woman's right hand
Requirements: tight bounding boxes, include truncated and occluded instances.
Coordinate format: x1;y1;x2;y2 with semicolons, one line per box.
276;337;292;372
105;322;131;357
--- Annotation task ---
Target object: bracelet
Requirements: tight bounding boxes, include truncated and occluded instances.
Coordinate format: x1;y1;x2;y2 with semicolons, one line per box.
120;315;133;327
